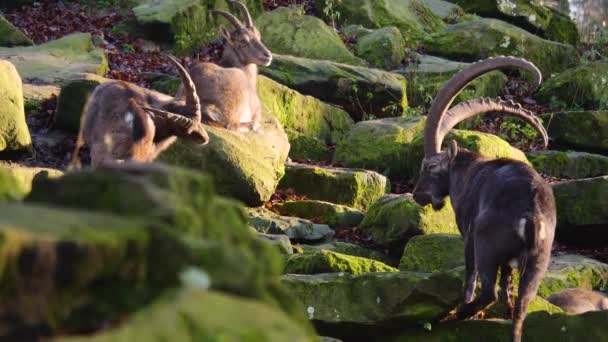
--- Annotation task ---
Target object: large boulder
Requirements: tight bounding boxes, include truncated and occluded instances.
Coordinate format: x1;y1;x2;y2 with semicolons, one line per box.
541;111;608;152
527;150;608;179
284;249;398;275
421;18;580;76
160;112;290;207
0;60;32;152
278;163;389;210
453;0;579;45
359;194;458;251
536;61;608;111
313;0;445;44
0;14;33;47
274;200;365;229
0;165;62;202
345;26;405;69
539;254;608;297
552;176;608;245
261;54;408;120
247;207;335;242
256;7;364;65
0;33;108;85
55;73;109;133
399;234;464;273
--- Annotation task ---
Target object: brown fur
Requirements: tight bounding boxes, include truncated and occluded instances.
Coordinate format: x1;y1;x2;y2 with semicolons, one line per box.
548;288;608;314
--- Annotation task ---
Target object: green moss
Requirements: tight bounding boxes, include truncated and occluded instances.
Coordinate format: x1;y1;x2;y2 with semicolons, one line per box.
542;111;608;151
284;249;398;275
0;165;62;202
353;26;405;69
275;200;365;228
0;61;31;152
55;74;109;133
552;176;608;230
298;242;395;265
286;130;331;162
527;150;608;179
399;234;464;273
537;254;608;298
0;15;33;47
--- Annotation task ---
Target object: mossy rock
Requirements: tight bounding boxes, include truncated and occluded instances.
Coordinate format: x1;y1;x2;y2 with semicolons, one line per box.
58;289;314;342
540;111;608;152
527;150;608;179
0;14;33;47
421;18;580;76
333;116;426;179
132;0;263;54
261;54;408;120
486;296;563;319
247;207;335;242
257;231;294;255
284;249;398;275
538;254;608;298
351;26;405;69
0;165;62;202
313;0;444;45
278;163;389;210
274;200;365;229
453;0;579;45
22;83;60;111
55;73;110;133
552;177;608;245
160;112;290;207
359;194;458;252
298;242;395;265
256;7;365;65
285;130;331;162
0;33;108;85
536;62;608;111
399;234;464;273
0;60;32;152
420;0;465;21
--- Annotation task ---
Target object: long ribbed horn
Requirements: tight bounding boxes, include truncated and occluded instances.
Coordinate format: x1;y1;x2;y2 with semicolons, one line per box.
167;55;201;122
210;9;244;29
142;106;209;145
435;97;548;149
424;56;542;156
230;0;254;28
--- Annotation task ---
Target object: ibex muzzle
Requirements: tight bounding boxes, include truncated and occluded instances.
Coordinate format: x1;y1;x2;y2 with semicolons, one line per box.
412;56;556;342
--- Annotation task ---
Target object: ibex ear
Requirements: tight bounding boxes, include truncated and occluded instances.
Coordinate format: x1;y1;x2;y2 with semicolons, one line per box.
447;139;458;163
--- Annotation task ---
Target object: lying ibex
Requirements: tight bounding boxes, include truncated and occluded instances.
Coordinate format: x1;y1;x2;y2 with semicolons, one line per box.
176;0;272;132
70;57;209;168
411;56;555;342
548;288;608;314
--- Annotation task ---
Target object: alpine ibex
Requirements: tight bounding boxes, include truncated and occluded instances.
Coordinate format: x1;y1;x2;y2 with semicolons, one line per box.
71;57;209;168
548;288;608;314
411;56;556;342
176;0;272;132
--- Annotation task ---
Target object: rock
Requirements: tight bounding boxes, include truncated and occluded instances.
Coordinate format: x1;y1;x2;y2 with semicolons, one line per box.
274;200;365;229
539;254;608;298
159;112;290;206
541;111;608;152
350;26;405;69
397;54;508;108
285;130;331;162
332;116;426;179
527;150;608;179
313;0;444;44
247;207;335;242
132;0;263;53
536;62;608;111
0;33;108;85
359;194;458;251
486;296;563;319
278;163;389;210
57;289;314;342
299;242;395;265
284;249;398;275
22;83;60;111
55;73;109;133
453;0;579;45
257;231;294;255
261;54;408;120
0;14;33;47
421;18;580;76
421;0;464;21
0;165;62;202
256;7;364;65
399;234;464;273
0;61;32;153
552;177;608;245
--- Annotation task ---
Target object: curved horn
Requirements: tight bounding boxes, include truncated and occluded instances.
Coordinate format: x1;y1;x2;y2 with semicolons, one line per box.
230;0;254;28
436;97;548;149
167;56;201;122
210;9;244;29
142;106;209;145
424;56;542;155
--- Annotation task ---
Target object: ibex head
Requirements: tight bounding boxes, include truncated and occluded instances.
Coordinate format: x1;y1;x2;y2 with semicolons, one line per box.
412;57;549;210
211;1;272;66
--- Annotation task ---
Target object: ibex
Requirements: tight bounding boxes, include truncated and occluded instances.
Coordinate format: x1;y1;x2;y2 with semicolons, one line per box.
176;0;272;132
71;57;209;168
548;288;608;314
411;56;556;342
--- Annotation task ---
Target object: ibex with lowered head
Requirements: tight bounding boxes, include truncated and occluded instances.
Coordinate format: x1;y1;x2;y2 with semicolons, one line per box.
548;288;608;314
412;56;555;342
71;57;209;168
176;1;272;132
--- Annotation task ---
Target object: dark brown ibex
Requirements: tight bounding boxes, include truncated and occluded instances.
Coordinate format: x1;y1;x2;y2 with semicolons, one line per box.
548;288;608;314
411;56;555;342
70;57;209;168
176;0;272;132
